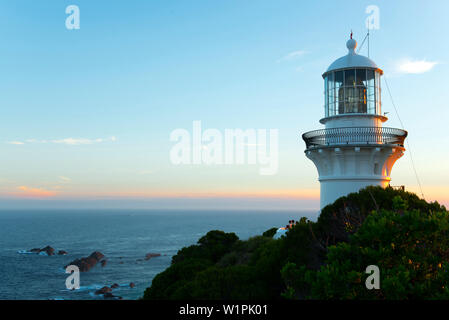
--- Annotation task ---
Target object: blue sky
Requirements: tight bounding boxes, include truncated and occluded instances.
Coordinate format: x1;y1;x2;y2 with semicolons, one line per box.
1;0;448;211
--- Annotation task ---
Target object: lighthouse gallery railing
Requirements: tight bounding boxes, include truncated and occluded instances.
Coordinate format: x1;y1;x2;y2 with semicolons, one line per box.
302;127;408;149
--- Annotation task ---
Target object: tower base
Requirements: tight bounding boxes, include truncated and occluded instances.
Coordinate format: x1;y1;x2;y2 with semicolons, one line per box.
319;177;390;209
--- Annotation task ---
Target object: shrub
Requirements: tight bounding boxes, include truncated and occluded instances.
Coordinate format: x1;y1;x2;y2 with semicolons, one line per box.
143;187;448;300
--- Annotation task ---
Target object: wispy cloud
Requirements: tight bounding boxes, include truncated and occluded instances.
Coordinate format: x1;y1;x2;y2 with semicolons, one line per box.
52;136;116;145
16;186;56;198
7;141;24;145
396;58;438;74
5;136;116;146
52;138;99;145
59;176;72;183
276;50;307;63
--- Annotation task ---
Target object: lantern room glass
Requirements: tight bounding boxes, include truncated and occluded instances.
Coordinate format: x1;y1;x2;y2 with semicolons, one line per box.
324;68;381;117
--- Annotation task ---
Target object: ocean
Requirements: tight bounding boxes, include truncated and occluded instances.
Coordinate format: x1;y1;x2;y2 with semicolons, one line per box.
0;209;317;300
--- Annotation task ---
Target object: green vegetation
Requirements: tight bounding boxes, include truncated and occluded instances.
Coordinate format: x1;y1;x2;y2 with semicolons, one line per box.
142;186;448;300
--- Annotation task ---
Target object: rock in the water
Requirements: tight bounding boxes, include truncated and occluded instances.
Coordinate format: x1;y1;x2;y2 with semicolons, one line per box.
65;251;105;272
129;282;135;288
100;259;107;267
41;246;55;256
29;246;55;256
111;283;119;289
95;286;112;295
58;250;68;255
89;251;105;261
145;253;161;261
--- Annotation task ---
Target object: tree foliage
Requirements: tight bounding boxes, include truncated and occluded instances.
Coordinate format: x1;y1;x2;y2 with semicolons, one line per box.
143;187;448;300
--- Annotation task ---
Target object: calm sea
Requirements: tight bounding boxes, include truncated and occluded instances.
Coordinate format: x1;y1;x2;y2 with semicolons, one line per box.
0;209;317;300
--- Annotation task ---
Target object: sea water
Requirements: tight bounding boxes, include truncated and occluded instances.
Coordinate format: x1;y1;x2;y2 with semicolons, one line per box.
0;209;316;300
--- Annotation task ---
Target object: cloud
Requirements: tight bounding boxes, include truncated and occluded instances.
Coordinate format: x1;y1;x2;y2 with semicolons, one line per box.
59;176;71;183
276;50;307;63
52;137;112;145
52;136;116;145
396;59;438;74
16;186;56;198
5;136;116;146
52;138;96;145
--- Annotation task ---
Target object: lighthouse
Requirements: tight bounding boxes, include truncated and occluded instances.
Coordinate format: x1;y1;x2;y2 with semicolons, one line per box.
302;35;408;209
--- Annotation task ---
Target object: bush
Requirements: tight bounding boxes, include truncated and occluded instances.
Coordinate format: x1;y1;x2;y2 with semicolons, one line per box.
143;187;448;300
171;230;239;264
283;208;449;299
262;227;278;238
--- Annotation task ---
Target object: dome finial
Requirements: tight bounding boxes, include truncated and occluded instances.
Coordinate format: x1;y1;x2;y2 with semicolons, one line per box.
346;32;357;54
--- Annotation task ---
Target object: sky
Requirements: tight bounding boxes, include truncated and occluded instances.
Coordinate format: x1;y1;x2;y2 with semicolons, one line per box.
1;0;448;211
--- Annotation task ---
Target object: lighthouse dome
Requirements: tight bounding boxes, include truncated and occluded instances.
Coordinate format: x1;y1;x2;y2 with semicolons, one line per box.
323;38;381;76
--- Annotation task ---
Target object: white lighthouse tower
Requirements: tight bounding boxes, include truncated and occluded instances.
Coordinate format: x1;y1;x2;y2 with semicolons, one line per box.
302;35;408;209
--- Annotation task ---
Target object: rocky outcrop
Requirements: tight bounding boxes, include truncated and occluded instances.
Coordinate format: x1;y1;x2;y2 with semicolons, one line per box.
65;251;105;272
145;253;161;260
95;286;112;295
29;246;56;256
129;282;135;288
58;250;68;255
100;259;107;267
94;286;122;299
41;246;55;256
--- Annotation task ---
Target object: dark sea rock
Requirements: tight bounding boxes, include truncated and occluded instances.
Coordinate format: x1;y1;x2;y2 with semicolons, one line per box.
41;246;55;256
29;246;55;256
65;251;105;272
58;250;68;255
110;283;119;289
100;259;107;267
129;282;135;288
145;253;161;260
95;286;112;295
89;251;105;261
